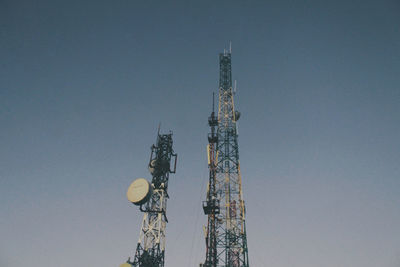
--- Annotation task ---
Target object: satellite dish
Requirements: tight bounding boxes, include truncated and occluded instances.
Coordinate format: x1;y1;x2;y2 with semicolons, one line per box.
120;263;132;267
126;178;152;205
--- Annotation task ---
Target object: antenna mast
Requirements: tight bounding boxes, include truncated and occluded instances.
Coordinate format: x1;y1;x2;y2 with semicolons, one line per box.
201;49;249;267
122;130;177;267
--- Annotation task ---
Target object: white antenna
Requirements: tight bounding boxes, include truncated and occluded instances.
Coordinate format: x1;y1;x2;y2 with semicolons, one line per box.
234;80;237;94
229;41;232;53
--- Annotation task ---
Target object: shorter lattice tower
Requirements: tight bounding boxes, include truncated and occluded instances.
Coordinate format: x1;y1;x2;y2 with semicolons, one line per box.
121;130;177;267
202;93;219;267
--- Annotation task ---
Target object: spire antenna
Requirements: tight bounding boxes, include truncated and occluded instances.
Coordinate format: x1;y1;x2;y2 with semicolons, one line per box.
212;92;215;113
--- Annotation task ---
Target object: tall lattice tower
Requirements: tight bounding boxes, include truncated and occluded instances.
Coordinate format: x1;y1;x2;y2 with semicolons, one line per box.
202;50;249;267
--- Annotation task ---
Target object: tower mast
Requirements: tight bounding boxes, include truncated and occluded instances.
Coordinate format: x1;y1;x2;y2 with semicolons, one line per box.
203;93;219;266
202;50;249;267
123;131;177;267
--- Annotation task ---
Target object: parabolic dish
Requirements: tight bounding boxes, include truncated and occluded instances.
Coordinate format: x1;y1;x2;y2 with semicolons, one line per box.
127;178;152;205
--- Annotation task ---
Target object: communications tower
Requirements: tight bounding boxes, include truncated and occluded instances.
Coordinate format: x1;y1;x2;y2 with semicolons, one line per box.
121;130;177;267
202;50;249;267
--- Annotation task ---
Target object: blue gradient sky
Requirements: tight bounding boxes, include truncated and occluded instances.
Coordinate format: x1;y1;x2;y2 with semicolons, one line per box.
1;0;400;266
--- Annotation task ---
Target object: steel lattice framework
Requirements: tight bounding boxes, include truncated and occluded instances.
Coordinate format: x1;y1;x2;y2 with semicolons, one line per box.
126;132;177;267
202;51;249;267
202;93;219;267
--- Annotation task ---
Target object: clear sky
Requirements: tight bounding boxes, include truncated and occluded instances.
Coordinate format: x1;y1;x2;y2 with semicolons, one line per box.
1;0;400;266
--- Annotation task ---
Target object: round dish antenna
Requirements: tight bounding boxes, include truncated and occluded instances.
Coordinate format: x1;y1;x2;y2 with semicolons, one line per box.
126;178;152;205
148;159;156;175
